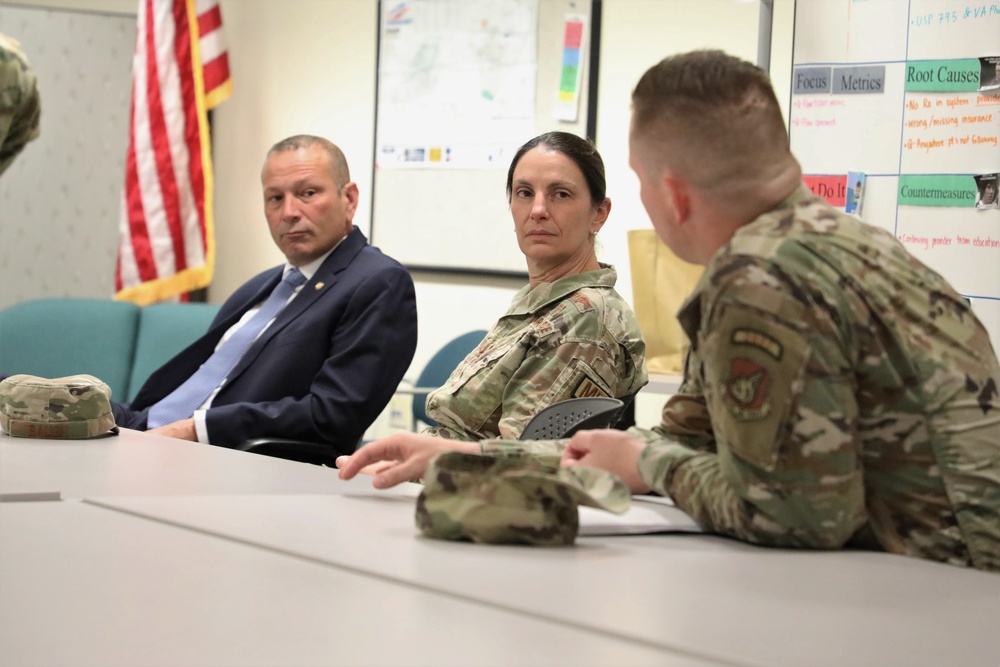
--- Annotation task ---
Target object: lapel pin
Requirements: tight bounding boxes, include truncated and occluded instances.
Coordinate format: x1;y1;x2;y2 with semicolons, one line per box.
314;282;325;290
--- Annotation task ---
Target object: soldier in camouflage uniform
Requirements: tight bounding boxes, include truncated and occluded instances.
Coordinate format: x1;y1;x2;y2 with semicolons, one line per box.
423;131;646;441
0;33;40;175
564;50;1000;572
340;52;1000;571
619;188;1000;568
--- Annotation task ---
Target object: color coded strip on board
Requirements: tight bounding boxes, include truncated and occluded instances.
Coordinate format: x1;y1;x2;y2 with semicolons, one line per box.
559;18;583;103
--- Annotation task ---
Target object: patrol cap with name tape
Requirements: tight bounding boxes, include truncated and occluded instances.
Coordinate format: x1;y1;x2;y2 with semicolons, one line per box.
0;374;119;439
416;451;631;546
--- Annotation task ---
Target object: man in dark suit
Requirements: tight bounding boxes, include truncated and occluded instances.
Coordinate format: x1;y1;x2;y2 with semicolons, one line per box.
113;135;418;454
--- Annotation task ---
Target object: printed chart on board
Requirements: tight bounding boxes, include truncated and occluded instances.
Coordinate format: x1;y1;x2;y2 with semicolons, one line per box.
789;0;1000;351
376;0;538;170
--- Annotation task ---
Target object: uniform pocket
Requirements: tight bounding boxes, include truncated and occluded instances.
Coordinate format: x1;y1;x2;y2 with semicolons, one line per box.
425;333;529;434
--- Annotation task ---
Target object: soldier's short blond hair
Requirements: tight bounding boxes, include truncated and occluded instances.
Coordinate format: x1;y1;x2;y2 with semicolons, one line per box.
631;50;791;193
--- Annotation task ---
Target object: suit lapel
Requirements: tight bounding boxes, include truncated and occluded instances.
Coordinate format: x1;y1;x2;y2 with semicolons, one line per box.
223;228;368;382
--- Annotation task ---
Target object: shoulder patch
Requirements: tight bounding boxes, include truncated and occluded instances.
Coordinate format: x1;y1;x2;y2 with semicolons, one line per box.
573;376;610;399
731;328;783;360
723;357;771;420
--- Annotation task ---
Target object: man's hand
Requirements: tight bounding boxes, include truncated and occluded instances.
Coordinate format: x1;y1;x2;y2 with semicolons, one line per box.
337;432;479;489
147;418;198;441
561;429;652;494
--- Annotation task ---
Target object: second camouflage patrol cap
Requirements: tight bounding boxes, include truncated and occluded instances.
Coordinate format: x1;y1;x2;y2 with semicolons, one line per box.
0;374;119;439
416;451;631;546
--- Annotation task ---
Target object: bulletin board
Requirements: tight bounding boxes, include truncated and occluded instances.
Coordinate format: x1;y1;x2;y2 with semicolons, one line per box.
370;0;598;277
788;0;1000;351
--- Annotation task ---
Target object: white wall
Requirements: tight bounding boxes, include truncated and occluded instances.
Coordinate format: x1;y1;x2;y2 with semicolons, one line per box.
771;0;796;125
2;0;134;10
594;0;790;425
593;0;763;310
210;0;380;303
0;2;133;306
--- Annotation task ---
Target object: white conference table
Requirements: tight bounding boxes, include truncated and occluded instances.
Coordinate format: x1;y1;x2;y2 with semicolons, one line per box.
0;501;710;667
3;428;999;667
86;490;1000;667
0;428;343;499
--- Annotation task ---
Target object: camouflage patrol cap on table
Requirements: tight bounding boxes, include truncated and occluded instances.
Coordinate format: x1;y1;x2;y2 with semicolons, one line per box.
0;374;118;439
416;451;631;546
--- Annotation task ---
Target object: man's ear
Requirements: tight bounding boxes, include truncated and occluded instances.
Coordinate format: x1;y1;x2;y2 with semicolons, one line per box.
663;174;690;225
341;182;360;220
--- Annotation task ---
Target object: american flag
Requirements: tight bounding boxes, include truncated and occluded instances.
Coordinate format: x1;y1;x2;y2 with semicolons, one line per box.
115;0;231;304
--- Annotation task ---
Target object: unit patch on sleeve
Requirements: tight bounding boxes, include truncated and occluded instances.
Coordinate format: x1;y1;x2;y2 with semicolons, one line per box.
723;357;771;420
731;328;783;360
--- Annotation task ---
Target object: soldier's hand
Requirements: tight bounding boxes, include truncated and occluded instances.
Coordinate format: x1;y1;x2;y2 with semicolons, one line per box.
337;432;479;489
561;429;651;494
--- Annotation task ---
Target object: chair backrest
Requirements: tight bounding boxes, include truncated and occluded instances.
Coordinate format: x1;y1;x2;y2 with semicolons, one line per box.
0;297;141;401
412;329;488;428
127;302;221;401
519;397;625;441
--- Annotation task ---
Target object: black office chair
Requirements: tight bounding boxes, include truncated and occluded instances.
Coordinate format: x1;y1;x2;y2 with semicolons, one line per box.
518;396;626;440
236;437;359;467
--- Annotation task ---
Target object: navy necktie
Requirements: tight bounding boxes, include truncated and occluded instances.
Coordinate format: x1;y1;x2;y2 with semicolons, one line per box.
146;268;307;428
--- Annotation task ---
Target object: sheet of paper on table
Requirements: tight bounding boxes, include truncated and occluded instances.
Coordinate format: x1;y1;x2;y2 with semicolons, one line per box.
579;494;703;536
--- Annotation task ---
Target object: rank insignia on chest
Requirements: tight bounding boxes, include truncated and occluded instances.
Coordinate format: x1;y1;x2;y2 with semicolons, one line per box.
723;357;771;420
573;376;609;399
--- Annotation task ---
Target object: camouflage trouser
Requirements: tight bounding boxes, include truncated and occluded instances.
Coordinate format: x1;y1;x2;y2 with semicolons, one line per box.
0;43;41;174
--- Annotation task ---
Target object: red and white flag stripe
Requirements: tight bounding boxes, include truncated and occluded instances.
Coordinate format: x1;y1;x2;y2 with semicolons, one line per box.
115;0;230;305
196;0;231;108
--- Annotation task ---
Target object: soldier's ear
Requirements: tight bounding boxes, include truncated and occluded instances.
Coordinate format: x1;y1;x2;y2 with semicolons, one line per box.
663;175;690;226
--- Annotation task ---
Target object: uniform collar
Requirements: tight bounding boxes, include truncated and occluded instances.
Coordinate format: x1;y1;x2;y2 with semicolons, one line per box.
506;263;617;316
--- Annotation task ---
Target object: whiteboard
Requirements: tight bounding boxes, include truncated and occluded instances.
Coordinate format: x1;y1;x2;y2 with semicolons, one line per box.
370;0;595;276
789;0;1000;351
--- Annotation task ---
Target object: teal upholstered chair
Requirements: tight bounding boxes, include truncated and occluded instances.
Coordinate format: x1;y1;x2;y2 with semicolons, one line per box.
0;298;141;401
126;302;221;401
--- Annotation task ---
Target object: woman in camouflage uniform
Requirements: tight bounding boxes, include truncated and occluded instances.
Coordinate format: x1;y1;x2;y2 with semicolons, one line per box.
421;132;647;441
